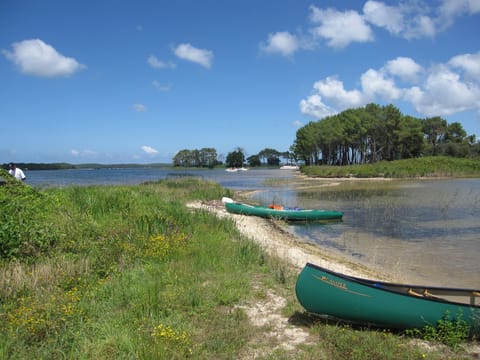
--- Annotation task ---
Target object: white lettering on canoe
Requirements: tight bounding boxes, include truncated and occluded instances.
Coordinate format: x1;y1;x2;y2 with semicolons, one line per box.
313;275;372;297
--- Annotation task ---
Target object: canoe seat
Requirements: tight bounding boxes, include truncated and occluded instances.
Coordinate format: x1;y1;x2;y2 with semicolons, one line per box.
408;288;422;297
471;291;480;305
407;288;441;300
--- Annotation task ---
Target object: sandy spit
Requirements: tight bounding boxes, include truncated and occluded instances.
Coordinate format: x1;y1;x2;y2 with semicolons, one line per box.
187;199;392;282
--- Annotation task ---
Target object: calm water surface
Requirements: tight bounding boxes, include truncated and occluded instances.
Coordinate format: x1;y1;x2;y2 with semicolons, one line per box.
252;178;480;288
27;168;480;288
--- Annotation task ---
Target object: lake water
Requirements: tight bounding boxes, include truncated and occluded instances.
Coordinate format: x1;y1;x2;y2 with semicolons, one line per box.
26;168;480;289
26;167;294;190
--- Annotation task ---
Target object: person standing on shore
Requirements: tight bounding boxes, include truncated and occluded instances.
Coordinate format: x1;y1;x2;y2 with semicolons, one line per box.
8;163;26;181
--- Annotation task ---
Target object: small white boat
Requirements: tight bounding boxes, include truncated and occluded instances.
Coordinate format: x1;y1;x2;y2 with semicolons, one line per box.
225;168;238;172
280;165;299;170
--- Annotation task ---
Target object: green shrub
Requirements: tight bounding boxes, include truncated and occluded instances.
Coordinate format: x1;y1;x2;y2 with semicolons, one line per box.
405;310;470;350
0;171;61;260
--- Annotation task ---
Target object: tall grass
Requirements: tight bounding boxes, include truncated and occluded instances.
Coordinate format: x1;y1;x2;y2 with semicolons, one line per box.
0;177;476;358
0;179;266;358
302;156;480;178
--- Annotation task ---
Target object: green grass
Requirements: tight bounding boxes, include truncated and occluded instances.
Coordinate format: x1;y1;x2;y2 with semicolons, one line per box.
0;175;477;358
302;156;480;178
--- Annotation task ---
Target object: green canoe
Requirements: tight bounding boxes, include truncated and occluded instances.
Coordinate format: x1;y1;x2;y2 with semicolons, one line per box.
224;201;343;222
296;262;480;331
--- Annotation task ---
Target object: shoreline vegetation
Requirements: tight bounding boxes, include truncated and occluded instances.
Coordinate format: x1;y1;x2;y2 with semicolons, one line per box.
300;156;480;179
3;155;480;177
1;159;480;358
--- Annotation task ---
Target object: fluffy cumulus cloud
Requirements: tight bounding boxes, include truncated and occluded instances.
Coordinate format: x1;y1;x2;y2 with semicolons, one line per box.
261;1;480;55
362;1;436;39
173;43;213;68
360;69;402;100
313;77;366;109
259;31;301;56
299;94;337;119
2;39;85;77
141;145;159;155
363;1;404;35
439;0;480;26
361;0;480;39
405;65;480;116
449;52;480;80
309;6;374;48
384;57;423;83
300;54;480;119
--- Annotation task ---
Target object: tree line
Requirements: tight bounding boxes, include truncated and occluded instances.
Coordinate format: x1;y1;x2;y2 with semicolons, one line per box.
173;147;295;168
292;103;479;166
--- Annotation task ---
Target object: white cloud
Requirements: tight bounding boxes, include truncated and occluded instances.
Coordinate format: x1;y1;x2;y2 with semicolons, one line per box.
309;6;374;48
449;52;480;80
173;43;213;68
259;31;300;57
404;15;436;39
141;145;159;155
363;0;404;35
439;0;480;21
405;65;480;116
261;1;478;57
362;1;436;39
147;55;176;69
152;80;171;91
384;57;423;82
133;104;147;112
361;69;402;100
2;39;85;77
313;77;366;109
71;149;96;157
300;54;480;119
292;120;303;127
299;94;337;119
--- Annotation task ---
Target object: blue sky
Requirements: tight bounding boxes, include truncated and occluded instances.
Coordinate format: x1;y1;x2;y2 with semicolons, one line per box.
1;0;480;164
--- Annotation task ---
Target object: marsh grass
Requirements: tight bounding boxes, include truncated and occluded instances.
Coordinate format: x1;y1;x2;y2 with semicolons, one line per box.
1;177;477;358
302;156;480;178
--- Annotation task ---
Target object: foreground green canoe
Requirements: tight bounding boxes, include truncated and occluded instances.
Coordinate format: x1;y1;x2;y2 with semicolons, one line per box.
296;263;480;332
224;201;343;222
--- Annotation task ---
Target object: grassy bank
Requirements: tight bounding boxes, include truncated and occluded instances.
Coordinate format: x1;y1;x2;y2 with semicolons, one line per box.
0;176;477;358
301;156;480;178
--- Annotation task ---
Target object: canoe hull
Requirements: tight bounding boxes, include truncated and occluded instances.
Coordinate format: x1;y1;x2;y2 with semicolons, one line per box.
224;202;343;221
295;263;480;331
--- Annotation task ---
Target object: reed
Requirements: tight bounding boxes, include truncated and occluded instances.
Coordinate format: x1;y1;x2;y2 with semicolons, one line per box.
302;156;480;178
